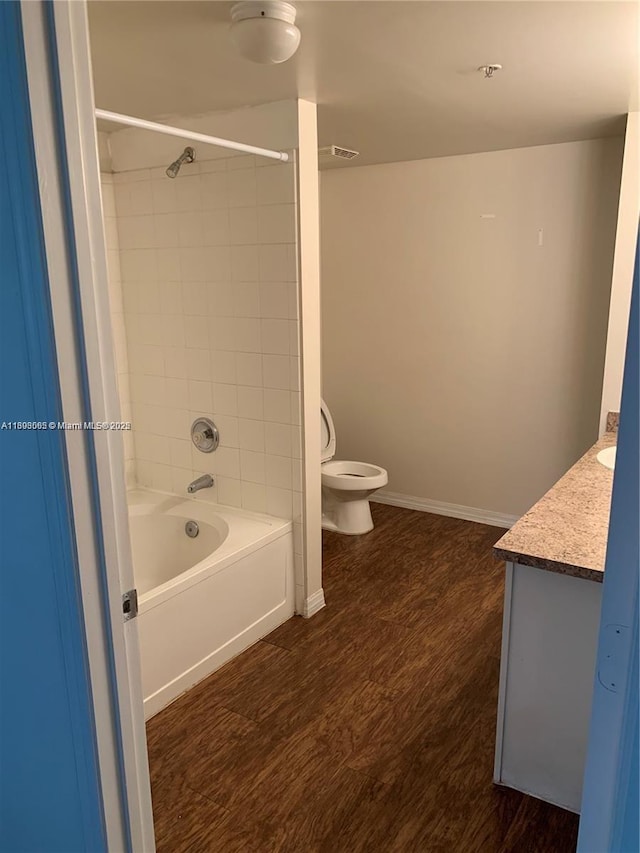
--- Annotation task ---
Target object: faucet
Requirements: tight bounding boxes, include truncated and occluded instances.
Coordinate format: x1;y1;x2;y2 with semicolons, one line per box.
187;474;214;494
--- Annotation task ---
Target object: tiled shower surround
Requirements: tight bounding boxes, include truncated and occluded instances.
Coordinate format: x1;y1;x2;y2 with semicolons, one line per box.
101;153;303;528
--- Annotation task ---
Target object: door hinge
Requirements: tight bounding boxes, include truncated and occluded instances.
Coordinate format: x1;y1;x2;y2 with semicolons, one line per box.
122;589;138;621
597;623;630;693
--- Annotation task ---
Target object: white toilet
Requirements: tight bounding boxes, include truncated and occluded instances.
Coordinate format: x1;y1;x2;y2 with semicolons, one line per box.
321;399;388;535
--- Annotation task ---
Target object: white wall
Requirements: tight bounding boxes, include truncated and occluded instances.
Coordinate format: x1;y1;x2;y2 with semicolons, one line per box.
599;112;639;434
97;130;111;172
321;138;622;520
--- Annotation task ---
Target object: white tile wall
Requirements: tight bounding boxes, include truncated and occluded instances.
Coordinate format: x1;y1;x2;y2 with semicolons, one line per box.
106;155;303;525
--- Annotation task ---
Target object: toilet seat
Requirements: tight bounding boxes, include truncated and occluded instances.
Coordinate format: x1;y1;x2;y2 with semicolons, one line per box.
321;460;387;491
320;399;336;462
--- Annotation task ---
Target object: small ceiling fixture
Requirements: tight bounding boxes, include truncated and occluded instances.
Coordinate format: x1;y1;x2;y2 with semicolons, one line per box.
478;64;503;79
230;1;301;64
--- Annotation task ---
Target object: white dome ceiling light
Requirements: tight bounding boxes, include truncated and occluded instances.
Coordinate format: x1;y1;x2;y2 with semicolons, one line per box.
230;1;301;64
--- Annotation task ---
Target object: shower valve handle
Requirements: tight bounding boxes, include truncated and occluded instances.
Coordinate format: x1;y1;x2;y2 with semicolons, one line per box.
190;418;219;453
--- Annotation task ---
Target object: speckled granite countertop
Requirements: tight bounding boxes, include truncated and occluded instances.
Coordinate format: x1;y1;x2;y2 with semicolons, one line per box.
494;431;617;582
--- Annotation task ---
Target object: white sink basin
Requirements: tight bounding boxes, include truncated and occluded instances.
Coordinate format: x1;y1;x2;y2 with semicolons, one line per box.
597;446;616;470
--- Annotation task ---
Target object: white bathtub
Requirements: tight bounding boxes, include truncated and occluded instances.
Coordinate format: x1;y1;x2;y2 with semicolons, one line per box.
127;489;294;718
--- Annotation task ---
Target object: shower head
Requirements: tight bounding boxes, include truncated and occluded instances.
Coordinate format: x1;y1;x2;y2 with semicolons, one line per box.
166;146;195;178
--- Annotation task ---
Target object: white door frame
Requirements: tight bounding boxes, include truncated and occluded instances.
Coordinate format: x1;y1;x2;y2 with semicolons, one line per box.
22;2;155;849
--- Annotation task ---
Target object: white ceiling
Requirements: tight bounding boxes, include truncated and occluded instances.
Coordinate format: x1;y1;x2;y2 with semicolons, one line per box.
88;1;639;168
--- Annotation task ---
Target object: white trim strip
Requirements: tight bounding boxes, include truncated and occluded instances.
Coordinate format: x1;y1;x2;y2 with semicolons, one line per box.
95;109;290;162
296;100;324;612
303;589;326;619
52;4;156;850
21;3;129;850
372;490;518;529
493;561;514;783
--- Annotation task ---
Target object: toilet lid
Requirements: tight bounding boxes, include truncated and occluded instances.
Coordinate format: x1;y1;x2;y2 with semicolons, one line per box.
320;398;336;462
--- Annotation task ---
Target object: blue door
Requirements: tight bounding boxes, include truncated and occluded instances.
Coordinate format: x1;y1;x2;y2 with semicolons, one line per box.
578;234;639;851
0;3;108;850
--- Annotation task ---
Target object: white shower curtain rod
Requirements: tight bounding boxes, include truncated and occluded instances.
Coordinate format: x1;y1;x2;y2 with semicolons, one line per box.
95;109;290;162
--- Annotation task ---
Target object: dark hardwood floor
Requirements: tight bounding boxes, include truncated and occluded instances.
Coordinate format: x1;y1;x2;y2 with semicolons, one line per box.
146;504;580;852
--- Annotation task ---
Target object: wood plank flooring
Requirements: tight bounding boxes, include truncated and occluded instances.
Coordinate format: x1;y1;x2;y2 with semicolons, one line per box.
146;504;580;852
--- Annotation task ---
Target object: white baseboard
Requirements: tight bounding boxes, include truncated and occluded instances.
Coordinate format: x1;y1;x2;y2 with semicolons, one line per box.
303;588;326;618
372;491;518;529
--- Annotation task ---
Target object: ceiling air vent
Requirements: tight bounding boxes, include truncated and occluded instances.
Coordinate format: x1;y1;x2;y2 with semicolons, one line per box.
318;145;359;160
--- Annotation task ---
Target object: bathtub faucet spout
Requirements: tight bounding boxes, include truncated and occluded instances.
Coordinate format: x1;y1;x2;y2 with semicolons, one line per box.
187;474;214;494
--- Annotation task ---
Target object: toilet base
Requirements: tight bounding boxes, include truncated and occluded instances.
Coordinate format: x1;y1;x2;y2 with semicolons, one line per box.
321;492;375;535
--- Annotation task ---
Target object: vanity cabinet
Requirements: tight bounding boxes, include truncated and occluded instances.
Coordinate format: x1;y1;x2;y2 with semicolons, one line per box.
493;561;602;812
492;430;616;813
